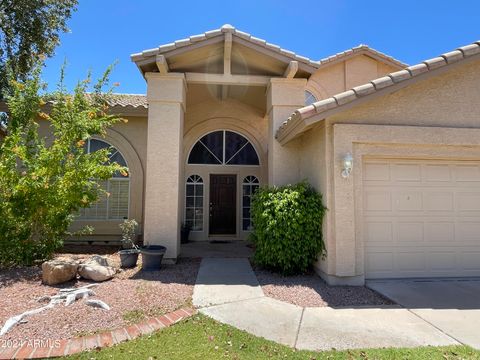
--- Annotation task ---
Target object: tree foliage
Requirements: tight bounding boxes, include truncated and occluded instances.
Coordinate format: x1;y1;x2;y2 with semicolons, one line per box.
0;64;126;267
250;182;327;275
0;0;78;97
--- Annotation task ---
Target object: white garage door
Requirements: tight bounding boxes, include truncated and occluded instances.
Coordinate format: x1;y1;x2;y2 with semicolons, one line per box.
363;159;480;279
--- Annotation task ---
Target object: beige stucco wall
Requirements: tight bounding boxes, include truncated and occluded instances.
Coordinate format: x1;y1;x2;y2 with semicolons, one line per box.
37;115;147;240
311;58;480;285
298;124;330;274
306;55;398;101
331;58;480;127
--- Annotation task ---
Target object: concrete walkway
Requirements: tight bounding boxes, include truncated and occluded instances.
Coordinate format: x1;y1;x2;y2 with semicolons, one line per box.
192;258;461;351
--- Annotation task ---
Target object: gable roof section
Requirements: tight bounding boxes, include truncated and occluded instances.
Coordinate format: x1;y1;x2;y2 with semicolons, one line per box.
317;44;407;70
276;40;480;144
131;25;405;77
131;24;320;76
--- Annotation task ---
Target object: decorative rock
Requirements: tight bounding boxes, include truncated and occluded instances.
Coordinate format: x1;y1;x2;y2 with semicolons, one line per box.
42;259;78;285
78;256;116;282
85;255;110;267
85;299;111;310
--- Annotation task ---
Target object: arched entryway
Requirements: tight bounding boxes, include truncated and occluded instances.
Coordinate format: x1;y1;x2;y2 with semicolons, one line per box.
184;129;263;240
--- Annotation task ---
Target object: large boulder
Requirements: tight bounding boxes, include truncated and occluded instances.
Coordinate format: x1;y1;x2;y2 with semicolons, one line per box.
78;256;116;282
42;259;78;285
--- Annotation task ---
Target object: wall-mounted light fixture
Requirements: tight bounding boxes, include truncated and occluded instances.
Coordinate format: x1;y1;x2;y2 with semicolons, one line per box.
341;153;353;178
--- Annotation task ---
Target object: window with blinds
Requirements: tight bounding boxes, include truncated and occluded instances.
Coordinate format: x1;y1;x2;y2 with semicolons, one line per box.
77;139;130;220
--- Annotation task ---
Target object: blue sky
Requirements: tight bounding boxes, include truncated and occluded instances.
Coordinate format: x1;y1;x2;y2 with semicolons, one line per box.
42;0;480;94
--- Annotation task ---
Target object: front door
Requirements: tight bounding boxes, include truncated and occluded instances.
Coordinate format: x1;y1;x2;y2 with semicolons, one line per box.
209;174;236;235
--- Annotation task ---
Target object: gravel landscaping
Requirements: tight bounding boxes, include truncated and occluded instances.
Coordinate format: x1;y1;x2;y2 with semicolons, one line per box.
253;266;393;308
0;251;200;342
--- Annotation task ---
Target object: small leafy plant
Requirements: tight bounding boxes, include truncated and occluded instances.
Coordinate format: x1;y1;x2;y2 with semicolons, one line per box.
250;181;327;275
119;219;139;250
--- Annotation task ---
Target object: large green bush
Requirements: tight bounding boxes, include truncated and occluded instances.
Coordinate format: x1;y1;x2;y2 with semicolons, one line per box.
0;65;125;267
250;181;326;275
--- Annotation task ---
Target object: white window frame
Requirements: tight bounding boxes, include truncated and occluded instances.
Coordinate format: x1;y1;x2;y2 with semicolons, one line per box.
185;175;204;231
187;130;261;167
77;138;130;221
242;175;259;231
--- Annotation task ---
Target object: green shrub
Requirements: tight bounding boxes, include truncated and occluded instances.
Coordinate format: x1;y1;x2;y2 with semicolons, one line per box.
250;181;326;275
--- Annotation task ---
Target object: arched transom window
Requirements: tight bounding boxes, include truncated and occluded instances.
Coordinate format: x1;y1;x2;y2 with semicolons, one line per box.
185;175;204;231
188;130;259;166
242;176;260;231
78;139;130;220
305;90;317;106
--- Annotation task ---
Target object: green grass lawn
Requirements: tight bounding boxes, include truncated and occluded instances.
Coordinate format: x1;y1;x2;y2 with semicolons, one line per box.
65;314;480;360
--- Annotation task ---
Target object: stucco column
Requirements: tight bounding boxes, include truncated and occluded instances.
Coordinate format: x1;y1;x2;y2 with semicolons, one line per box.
143;73;186;259
267;78;307;186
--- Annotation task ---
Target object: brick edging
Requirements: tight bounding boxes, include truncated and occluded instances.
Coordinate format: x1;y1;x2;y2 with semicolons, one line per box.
0;308;196;359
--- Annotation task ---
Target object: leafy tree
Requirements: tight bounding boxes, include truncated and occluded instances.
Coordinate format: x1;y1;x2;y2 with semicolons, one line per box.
0;0;78;97
0;64;126;267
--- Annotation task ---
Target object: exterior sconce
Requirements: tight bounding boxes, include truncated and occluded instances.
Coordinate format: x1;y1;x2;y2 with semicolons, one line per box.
341;153;353;178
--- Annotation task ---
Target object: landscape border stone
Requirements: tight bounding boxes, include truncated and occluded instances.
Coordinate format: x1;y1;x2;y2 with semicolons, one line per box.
0;308;196;359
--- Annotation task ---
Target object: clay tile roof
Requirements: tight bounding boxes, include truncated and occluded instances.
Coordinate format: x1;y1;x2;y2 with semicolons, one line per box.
318;44;407;69
105;93;147;109
131;24;321;69
130;24;406;73
276;40;480;143
0;93;148;115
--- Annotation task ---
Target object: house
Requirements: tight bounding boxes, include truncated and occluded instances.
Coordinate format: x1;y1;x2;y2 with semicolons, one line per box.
38;25;480;285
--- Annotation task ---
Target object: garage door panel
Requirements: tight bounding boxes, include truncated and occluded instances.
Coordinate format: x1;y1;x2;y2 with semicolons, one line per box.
364;162;391;181
364;191;392;211
392;163;422;182
364;159;480;279
425;222;455;243
365;251;394;274
397;222;424;243
455;165;480;182
397;252;426;271
395;191;423;211
424;164;452;182
424;192;454;211
457;222;480;241
460;252;480;271
364;222;393;243
457;193;480;211
427;252;456;271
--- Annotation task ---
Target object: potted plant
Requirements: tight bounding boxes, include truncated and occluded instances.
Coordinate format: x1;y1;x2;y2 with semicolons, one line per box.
181;223;191;244
118;219;140;268
140;244;167;271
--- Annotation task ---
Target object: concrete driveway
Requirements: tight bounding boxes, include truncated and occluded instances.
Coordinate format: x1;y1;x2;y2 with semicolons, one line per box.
367;278;480;349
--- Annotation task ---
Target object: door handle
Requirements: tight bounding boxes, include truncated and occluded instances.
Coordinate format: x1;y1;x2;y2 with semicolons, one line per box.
209;202;213;217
